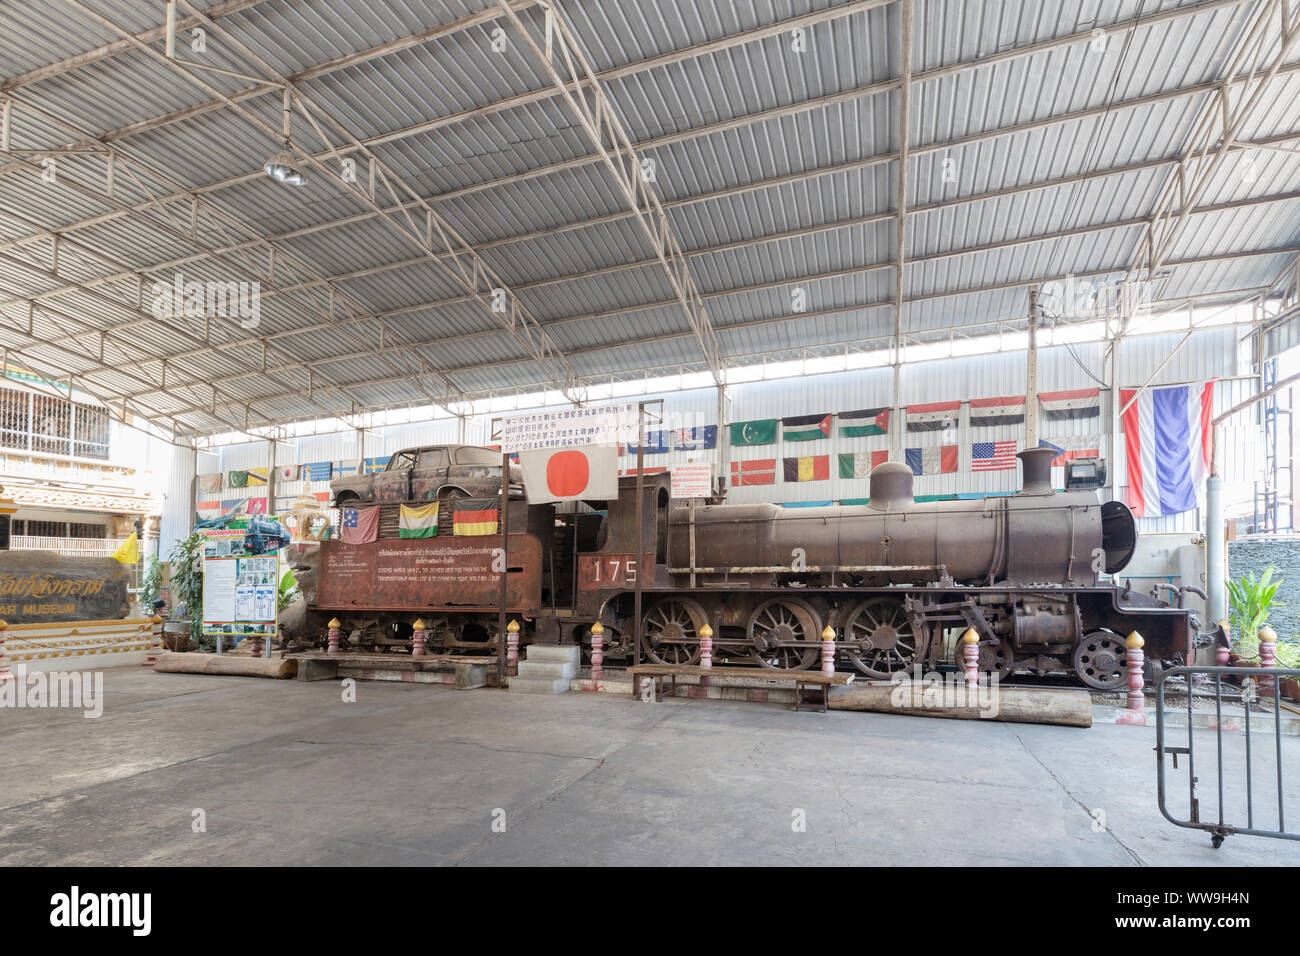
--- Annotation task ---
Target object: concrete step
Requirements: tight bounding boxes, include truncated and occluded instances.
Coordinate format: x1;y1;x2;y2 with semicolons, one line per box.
517;659;575;679
508;675;570;694
523;644;581;668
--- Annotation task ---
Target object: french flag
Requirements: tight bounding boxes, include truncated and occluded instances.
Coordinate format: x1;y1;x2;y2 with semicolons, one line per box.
1121;381;1214;518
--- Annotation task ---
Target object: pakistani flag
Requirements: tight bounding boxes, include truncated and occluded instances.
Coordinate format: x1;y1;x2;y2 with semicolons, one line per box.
782;413;831;442
730;419;778;446
399;502;439;538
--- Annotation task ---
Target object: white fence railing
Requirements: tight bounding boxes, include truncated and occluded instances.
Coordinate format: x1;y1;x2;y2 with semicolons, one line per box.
10;536;125;557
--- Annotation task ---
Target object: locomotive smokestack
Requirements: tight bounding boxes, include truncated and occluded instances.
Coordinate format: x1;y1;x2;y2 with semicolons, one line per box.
1018;446;1056;496
868;461;914;511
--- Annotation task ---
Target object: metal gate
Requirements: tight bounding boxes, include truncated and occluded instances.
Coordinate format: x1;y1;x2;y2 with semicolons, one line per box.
1156;664;1300;846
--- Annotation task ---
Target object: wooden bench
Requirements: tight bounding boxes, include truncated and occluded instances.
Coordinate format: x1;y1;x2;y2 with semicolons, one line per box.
287;651;496;689
626;664;853;713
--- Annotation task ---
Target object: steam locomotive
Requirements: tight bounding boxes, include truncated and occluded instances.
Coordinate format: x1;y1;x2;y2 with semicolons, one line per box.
305;445;1200;690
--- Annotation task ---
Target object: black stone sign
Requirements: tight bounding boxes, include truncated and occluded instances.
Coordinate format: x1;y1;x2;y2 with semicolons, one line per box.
0;551;131;623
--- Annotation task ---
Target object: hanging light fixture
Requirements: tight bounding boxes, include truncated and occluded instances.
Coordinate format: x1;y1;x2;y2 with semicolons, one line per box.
264;87;307;187
264;150;307;186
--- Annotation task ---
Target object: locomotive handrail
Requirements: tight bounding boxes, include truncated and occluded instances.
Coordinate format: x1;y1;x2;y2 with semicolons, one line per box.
666;564;951;574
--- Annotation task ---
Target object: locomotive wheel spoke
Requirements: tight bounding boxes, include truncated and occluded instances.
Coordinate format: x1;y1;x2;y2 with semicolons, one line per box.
642;598;704;666
747;598;820;670
843;597;920;679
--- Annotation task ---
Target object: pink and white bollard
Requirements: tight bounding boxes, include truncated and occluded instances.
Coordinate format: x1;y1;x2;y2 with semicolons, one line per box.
1258;625;1278;696
821;625;836;677
1116;631;1147;725
327;617;342;654
0;619;9;683
144;613;163;666
412;618;427;657
590;622;605;681
506;619;520;675
962;628;980;686
699;622;713;687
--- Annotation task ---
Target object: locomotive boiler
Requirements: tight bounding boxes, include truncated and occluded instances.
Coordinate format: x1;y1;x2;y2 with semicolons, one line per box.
307;444;1198;691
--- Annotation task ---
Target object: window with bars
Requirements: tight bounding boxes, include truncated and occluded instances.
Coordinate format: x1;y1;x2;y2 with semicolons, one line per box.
0;386;110;460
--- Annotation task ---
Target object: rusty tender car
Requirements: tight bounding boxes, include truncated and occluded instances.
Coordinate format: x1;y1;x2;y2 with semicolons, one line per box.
308;444;1204;688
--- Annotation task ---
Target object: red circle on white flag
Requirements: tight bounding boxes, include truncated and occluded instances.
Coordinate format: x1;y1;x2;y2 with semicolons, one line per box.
546;450;589;497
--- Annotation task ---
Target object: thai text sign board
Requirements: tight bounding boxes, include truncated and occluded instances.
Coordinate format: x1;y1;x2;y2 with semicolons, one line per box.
201;529;278;641
670;463;712;498
0;551;129;623
316;535;542;612
499;402;639;454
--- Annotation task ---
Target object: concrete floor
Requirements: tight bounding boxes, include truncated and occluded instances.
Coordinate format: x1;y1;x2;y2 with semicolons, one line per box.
1;667;1297;866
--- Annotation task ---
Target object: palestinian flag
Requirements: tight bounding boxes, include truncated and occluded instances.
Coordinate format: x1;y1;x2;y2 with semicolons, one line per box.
399;501;439;538
1039;388;1100;421
782;413;831;442
730;419;778;446
729;459;776;486
969;395;1026;427
783;455;830;482
838;407;890;437
453;498;499;535
906;401;960;432
904;445;958;476
838;450;889;479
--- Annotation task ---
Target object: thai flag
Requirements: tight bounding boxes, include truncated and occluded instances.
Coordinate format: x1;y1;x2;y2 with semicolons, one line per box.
1121;381;1214;517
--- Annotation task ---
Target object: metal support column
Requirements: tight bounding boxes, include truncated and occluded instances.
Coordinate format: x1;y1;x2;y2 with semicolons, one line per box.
1026;285;1039;448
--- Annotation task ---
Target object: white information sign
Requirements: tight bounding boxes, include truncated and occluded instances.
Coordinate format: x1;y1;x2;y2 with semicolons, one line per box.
671;463;713;499
499;402;640;454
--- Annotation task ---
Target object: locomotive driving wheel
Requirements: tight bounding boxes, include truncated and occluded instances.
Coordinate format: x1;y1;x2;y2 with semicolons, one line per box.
949;632;1015;681
1072;629;1128;691
748;597;821;670
642;598;706;665
843;597;920;678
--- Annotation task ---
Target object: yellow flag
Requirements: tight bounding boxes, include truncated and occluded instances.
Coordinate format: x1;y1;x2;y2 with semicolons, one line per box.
112;531;139;564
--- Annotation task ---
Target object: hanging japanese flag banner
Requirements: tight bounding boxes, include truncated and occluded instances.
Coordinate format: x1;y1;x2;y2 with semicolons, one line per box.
1121;381;1214;518
518;444;619;503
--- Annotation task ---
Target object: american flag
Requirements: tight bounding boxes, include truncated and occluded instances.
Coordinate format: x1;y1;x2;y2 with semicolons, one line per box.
972;440;1017;471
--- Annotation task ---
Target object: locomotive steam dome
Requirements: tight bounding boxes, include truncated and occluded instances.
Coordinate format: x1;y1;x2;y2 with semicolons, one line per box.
867;461;913;510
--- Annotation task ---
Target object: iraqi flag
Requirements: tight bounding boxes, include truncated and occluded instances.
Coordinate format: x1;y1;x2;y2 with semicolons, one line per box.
1121;381;1214;518
905;445;958;476
969;395;1025;428
518;444;619;503
1039;388;1100;421
906;402;960;432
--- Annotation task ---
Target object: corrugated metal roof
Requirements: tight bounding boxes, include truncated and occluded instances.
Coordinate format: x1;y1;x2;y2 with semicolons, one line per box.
0;0;1297;437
